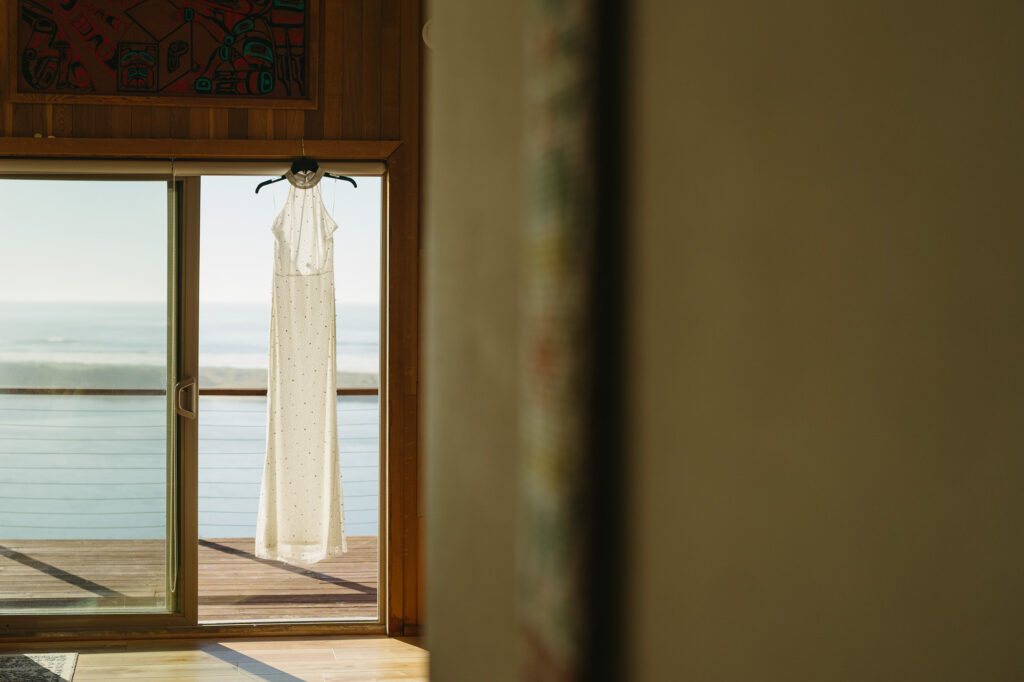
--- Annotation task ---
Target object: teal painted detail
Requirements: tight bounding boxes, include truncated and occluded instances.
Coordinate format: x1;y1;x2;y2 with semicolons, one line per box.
259;71;275;93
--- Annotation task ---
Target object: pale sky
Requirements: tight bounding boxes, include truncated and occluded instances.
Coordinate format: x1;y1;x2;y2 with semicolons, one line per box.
0;176;382;304
201;175;382;304
0;179;168;302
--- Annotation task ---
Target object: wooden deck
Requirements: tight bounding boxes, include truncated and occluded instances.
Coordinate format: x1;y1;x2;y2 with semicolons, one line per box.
0;537;377;622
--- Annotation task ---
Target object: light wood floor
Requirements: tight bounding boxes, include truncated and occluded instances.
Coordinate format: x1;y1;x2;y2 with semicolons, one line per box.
0;537;378;621
0;636;427;681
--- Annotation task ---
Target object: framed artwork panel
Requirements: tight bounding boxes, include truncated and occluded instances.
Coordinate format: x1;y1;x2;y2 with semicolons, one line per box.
10;0;319;109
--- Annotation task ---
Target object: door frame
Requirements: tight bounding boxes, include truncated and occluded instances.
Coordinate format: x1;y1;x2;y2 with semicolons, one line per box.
0;140;418;640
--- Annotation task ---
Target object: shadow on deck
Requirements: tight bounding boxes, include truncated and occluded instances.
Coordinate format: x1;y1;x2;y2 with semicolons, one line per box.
0;536;378;621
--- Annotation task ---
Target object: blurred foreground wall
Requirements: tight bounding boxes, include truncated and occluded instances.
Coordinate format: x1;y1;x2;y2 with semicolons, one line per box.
629;1;1024;680
423;3;525;682
425;0;1024;680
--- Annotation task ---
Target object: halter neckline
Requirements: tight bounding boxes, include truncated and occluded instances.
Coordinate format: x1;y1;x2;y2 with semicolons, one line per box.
285;168;325;189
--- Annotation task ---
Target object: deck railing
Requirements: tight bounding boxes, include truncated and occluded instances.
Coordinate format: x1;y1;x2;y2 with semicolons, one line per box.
0;387;380;539
0;387;378;396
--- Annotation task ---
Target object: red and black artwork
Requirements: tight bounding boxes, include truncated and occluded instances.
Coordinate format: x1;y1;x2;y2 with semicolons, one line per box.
17;0;310;100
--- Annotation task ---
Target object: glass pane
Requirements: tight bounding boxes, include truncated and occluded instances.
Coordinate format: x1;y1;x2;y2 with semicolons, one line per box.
0;179;171;614
198;175;381;622
197;395;379;621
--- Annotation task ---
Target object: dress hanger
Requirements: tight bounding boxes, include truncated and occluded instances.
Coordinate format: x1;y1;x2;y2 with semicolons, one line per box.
254;158;358;194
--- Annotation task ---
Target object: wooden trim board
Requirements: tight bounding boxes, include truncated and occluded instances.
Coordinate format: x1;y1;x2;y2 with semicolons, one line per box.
0;137;400;160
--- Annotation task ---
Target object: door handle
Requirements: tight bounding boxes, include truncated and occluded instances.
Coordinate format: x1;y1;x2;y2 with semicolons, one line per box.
175;377;198;419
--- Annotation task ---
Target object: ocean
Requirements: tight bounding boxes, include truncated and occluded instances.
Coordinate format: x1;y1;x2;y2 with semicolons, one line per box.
0;301;380;540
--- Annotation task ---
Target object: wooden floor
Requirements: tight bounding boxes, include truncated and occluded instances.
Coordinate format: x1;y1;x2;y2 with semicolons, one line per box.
0;537;377;622
0;636;427;681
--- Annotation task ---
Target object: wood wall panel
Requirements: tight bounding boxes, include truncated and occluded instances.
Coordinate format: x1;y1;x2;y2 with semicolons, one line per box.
169;109;189;139
380;1;402;139
1;0;403;144
130;106;151;138
359;0;384;139
0;2;6;138
323;0;345;140
110;107;131;138
11;103;44;137
52;104;72;137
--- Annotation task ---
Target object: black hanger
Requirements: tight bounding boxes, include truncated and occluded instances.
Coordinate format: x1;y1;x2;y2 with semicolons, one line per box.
254;158;358;194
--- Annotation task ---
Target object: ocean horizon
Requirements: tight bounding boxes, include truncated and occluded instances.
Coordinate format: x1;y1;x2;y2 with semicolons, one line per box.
0;300;381;540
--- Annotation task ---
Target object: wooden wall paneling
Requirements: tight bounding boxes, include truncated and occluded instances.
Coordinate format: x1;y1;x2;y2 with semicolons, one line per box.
90;106;113;138
273;112;288;140
188;109;210;140
149;107;171;139
70;106;88;138
380;0;402;139
304;0;330;142
270;111;306;140
209;109;230;139
321;0;345;139
361;0;384;139
1;1;400;145
227;109;249;139
130;106;152;138
339;0;364;139
52;105;73;137
248;110;273;140
110;107;132;138
0;138;399;159
169;109;189;139
11;104;45;137
304;106;325;140
304;52;326;140
0;0;6;137
285;111;305;140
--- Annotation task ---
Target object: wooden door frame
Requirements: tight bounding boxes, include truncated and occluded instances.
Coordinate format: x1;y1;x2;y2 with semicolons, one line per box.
0;139;420;641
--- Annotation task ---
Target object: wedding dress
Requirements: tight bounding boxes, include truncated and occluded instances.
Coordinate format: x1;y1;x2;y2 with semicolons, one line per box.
256;168;347;564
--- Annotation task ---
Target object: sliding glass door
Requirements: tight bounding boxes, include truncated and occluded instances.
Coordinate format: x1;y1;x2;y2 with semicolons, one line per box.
196;174;383;623
0;166;384;633
0;178;185;620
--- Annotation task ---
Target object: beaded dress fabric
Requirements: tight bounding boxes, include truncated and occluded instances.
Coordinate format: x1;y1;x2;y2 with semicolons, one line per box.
256;169;347;564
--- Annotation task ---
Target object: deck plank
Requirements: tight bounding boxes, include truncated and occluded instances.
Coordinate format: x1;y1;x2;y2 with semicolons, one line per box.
0;537;378;621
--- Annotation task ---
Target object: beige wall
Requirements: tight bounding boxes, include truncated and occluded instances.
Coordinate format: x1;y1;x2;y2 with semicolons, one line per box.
422;3;525;681
425;0;1023;680
630;1;1024;680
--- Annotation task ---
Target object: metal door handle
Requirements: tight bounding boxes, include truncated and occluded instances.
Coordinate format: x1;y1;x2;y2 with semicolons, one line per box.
175;377;197;419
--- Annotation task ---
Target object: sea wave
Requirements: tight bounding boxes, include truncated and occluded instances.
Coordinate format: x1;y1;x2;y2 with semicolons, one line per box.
0;351;165;365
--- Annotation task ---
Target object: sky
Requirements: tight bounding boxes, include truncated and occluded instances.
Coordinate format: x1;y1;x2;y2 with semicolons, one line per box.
0;175;382;304
200;175;382;305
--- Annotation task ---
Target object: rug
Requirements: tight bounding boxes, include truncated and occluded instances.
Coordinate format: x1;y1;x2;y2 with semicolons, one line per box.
0;652;77;681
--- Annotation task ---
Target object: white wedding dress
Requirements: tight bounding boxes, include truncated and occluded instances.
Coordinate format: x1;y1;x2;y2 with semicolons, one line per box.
256;168;347;564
